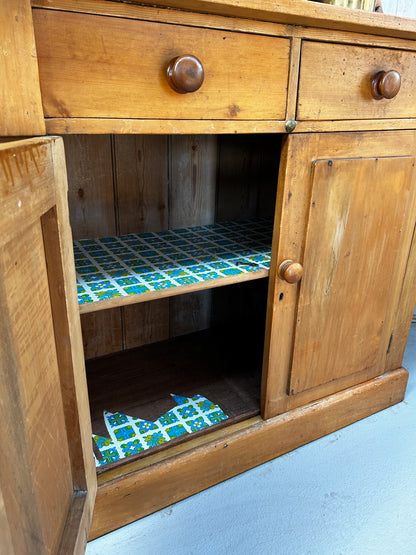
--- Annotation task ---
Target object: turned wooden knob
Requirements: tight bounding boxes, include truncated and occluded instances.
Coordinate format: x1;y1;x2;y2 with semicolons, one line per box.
166;55;204;94
370;70;401;100
278;260;303;284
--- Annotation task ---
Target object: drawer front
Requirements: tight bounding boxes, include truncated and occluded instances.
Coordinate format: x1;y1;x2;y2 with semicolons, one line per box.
33;10;290;121
297;41;416;120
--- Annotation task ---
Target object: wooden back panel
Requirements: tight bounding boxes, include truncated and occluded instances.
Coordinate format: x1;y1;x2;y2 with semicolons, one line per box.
65;134;280;359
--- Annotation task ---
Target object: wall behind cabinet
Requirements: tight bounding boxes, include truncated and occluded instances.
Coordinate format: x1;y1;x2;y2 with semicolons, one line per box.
63;135;280;359
382;1;416;18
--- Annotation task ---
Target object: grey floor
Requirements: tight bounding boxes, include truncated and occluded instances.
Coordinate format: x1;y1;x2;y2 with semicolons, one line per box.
87;322;416;555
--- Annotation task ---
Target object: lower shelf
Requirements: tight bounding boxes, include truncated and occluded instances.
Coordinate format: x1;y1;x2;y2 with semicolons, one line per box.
86;327;263;473
89;367;409;540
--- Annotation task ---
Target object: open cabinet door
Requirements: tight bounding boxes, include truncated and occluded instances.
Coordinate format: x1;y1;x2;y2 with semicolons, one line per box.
262;130;416;419
0;137;96;553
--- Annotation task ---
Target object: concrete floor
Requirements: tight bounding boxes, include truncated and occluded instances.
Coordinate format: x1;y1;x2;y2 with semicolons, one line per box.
87;322;416;555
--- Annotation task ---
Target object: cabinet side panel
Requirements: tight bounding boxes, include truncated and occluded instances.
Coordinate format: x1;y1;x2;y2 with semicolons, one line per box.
386;220;416;370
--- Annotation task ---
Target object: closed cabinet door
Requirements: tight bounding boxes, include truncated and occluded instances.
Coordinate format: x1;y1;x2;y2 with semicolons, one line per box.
0;137;96;553
262;131;416;419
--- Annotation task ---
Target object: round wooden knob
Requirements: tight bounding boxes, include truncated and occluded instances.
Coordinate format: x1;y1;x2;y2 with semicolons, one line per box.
278;260;303;284
370;70;401;100
166;55;204;94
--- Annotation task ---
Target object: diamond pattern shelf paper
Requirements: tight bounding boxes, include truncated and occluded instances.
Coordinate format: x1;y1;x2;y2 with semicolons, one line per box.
93;394;228;467
74;218;273;305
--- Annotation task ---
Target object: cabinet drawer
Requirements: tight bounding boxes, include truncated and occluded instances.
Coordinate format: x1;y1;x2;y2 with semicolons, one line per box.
297;41;416;120
33;10;290;121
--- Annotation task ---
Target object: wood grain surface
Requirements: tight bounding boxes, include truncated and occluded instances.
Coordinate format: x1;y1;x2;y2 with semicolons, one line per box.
33;9;290;121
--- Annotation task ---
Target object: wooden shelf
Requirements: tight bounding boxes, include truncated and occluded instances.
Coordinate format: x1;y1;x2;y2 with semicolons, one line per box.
87;326;264;474
74;218;273;313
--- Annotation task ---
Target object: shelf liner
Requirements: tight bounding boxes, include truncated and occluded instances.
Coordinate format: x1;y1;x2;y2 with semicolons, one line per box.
74;218;273;304
93;394;228;467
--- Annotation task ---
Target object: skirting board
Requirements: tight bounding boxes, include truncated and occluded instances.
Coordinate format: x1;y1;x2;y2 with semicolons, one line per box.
89;367;408;539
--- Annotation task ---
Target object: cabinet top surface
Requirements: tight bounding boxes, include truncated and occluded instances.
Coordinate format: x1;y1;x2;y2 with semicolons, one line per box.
100;0;416;39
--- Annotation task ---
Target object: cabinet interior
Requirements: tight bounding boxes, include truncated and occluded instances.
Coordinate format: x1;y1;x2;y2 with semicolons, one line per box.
63;133;282;472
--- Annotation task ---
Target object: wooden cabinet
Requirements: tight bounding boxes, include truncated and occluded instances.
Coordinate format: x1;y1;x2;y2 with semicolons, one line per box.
2;0;416;550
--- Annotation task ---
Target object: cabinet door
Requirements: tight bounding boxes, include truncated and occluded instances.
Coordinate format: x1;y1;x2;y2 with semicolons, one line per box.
0;138;96;553
262;131;416;419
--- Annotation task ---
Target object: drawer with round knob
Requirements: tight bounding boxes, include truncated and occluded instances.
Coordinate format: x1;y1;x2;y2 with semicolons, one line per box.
33;10;291;121
297;41;416;120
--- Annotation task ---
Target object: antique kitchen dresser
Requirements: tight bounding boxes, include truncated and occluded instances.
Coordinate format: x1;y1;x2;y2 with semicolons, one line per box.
1;0;416;552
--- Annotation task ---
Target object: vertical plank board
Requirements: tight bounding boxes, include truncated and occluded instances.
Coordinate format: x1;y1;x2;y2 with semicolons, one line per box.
261;133;321;419
216;135;259;222
63;135;116;240
214;134;280;330
253;135;282;219
114;135;169;235
169;136;218;228
124;300;170;350
0;1;45;136
169;135;218;336
114;135;170;349
286;37;302;121
216;135;280;221
80;310;123;360
63;135;122;359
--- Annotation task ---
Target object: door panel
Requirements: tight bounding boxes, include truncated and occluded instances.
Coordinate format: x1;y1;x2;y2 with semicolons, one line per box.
262;131;416;419
0;138;96;553
290;156;415;394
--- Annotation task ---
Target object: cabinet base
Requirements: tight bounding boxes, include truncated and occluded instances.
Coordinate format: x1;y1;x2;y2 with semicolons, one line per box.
89;367;408;539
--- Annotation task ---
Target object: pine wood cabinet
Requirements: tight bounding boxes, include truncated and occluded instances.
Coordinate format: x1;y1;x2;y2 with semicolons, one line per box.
1;1;416;551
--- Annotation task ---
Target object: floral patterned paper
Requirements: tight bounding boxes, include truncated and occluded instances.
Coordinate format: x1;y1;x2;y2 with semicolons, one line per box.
93;394;228;467
74;218;272;304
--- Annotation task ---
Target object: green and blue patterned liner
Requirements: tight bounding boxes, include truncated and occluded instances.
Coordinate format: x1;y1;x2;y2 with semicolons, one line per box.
74;218;273;305
93;394;228;467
